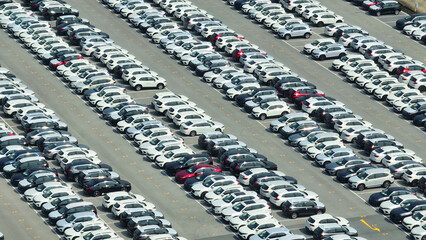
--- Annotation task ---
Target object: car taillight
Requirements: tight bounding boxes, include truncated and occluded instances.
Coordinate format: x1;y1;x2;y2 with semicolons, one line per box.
370;52;373;56
225;157;229;163
254;180;258;185
8;133;13;136
409;176;413;178
388;63;391;67
235;165;239;170
89;187;92;190
414;80;418;84
48;151;52;153
345;134;350;137
403;68;409;73
68;169;72;173
61;28;64;30
30;137;34;139
184;127;188;130
275;196;279;200
307;104;310;108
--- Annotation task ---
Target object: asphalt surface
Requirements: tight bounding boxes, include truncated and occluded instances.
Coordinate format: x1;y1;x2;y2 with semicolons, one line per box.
0;0;425;239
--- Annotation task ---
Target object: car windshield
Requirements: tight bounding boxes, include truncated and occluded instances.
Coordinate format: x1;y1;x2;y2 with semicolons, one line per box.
260;104;270;110
143;130;153;137
213;187;224;195
391;196;403;204
51;198;61;206
42;190;52;198
355;68;363;73
232;203;244;211
73;223;84;231
203;179;214;187
403;202;413;211
402;97;411;104
311;40;320;46
413;212;424;221
83;232;94;240
358;171;368;180
234;85;243;91
190;51;198;57
383;85;391;91
239;212;250;221
324;150;334;157
164;151;174;158
154;143;165;151
247;221;259;230
187;166;197;174
149;138;160;145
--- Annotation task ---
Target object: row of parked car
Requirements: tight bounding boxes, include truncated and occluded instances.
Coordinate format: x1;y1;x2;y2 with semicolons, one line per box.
15;0;368;238
0;66;132;240
226;0;426;128
395;13;426;43
367;187;426;240
0;1;196;240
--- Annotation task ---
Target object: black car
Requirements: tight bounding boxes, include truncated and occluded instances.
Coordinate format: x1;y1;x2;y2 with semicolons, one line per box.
356;132;392;148
0;149;41;170
414;113;426;127
390;200;426;223
403;103;426;120
23;120;68;133
119;209;163;227
37;135;77;151
164;154;212;176
396;13;426;30
315;106;348;122
41;48;75;65
10;167;56;186
41;196;83;216
83;179;131;196
42;6;79;20
183;172;224;191
282;198;326;219
48;201;97;224
3;158;48;178
276;81;315;98
76;170;119;186
324;112;359;128
229;159;277;176
195;59;229;76
368;187;413;207
364;139;403;153
17;173;60;192
234;0;250;10
56;15;88;27
368;0;401;16
221;152;267;170
127;217;171;234
235;88;277;107
336;164;374;183
198;132;235;149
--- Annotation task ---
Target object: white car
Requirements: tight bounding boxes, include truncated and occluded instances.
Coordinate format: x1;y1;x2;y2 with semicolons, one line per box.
381;152;422;167
116;114;154;133
269;189;319;207
172;111;211;126
402;168;426;186
63;221;109;240
129;75;167;90
102;191;146;210
237;218;282;240
23;182;70;202
369;146;416;163
33;187;74;208
304;39;336;54
180;120;224;136
221;199;271;222
229;212;274;231
402;210;426;231
380;195;422;215
154;148;195;168
226;82;260;100
203;184;245;205
111;199;155;217
211;191;259;214
251;101;290;120
334;119;372;133
305;214;349;232
311;12;344;26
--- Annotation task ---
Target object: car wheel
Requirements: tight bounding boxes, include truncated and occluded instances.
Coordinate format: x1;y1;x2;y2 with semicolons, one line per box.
357;184;365;191
157;83;165;89
290;212;298;219
336;20;343;23
121;187;126;191
135;85;142;91
284;34;290;40
317;22;324;27
381;95;387;101
324;161;331;167
304;33;311;39
422;236;426;240
338;53;346;58
411;180;419;187
376;11;381;16
190;131;196;137
93;191;101;197
215;128;222;132
267;80;273;86
394;9;400;15
201;192;206;199
319;55;326;61
259;114;266;120
317;210;324;215
419;86;426;92
50;16;55;21
382;181;391;188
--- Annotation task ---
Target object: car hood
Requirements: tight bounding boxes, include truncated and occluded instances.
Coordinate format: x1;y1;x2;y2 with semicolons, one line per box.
380;200;398;209
175;170;190;179
48;210;61;219
325;162;340;170
19;179;30;187
56;218;71;228
191;183;207;192
3;164;16;172
348;175;361;184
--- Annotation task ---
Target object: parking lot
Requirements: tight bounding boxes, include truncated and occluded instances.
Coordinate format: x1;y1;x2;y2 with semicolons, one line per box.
0;0;425;239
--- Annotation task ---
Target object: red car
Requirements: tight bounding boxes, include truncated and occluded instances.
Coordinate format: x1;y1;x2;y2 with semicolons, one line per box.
396;64;426;75
175;164;222;184
289;88;325;101
363;0;385;9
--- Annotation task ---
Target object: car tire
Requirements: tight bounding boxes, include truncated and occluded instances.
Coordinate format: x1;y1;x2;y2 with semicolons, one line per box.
422;236;426;240
395;10;400;15
324;161;330;167
338;53;346;58
135;85;142;91
157;83;165;89
215;128;222;132
317;210;324;215
383;181;391;188
190;131;196;137
381;95;387;101
317;22;324;27
357;184;365;191
336;20;343;23
259;114;266;120
121;187;126;191
200;192;206;199
411;180;419;187
93;191;101;197
50;16;55;21
284;34;290;40
304;33;311;39
376;11;381;16
267;80;273;86
319;55;326;61
290;212;298;219
419;86;426;92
